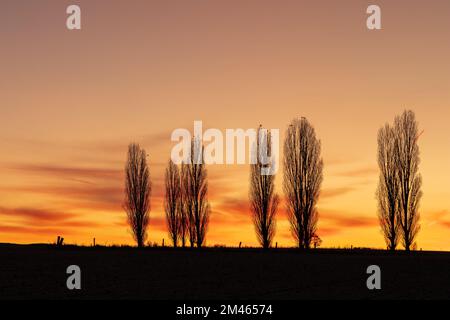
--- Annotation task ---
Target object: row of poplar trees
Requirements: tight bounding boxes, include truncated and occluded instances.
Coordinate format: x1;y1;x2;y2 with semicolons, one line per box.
123;140;210;248
248;110;422;251
124;110;421;251
377;110;422;251
249;118;323;249
165;117;324;250
164;139;210;248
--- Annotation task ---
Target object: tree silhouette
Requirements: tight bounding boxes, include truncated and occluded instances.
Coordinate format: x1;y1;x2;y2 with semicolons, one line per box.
181;162;196;247
124;143;151;248
377;124;400;250
178;181;189;248
283;117;323;249
250;126;279;249
394;110;422;251
311;233;322;249
181;138;210;248
164;159;182;247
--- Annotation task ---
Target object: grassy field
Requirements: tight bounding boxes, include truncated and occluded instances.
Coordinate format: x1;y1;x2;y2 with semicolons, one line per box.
0;244;449;299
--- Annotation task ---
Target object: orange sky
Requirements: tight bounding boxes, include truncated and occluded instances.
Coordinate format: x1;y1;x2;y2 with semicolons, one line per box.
1;0;450;250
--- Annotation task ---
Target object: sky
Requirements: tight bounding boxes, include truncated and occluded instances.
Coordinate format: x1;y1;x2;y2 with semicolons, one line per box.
1;0;449;250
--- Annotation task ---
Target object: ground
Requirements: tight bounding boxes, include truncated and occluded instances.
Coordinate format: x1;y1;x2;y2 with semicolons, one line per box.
0;244;449;299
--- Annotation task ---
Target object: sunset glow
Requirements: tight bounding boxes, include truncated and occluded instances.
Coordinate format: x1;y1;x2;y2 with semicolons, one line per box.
1;0;450;250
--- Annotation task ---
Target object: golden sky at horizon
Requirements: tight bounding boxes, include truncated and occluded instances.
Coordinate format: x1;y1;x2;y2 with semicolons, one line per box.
1;0;450;250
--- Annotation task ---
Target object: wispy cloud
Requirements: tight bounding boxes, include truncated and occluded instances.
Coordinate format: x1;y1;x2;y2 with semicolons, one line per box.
6;164;123;181
0;206;77;222
320;210;378;228
6;185;123;203
215;197;249;215
333;165;378;178
0;205;105;240
440;221;450;228
321;187;355;199
0;224;72;235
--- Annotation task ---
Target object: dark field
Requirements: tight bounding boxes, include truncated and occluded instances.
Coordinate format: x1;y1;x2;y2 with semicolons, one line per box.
0;244;449;300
